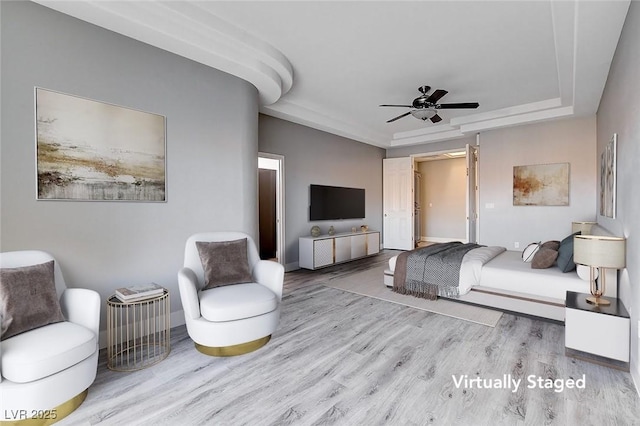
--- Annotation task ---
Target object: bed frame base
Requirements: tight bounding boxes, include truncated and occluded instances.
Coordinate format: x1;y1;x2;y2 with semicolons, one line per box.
384;269;566;322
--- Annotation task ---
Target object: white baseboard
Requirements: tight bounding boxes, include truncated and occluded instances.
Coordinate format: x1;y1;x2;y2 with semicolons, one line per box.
98;310;186;349
285;261;299;272
171;309;186;329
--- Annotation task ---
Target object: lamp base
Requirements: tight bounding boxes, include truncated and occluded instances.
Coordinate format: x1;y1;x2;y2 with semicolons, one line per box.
586;296;611;306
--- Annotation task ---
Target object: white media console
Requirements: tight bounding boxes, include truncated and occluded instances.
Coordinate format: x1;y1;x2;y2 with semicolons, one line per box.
299;230;380;270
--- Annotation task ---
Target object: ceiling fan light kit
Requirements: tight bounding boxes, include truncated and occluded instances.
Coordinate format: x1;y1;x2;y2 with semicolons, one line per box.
410;109;436;120
381;85;479;124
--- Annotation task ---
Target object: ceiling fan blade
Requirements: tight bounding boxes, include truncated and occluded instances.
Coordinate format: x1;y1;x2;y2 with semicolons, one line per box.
438;102;479;109
386;111;412;123
380;104;413;108
426;89;448;103
430;113;442;123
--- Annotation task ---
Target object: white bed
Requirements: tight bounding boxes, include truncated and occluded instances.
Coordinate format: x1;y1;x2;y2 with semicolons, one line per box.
384;242;617;322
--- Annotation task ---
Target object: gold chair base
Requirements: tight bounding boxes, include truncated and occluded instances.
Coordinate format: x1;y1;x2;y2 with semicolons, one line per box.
1;389;88;426
195;335;271;356
586;296;611;306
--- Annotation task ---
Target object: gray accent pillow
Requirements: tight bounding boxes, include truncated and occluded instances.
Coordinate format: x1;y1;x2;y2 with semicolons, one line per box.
196;239;253;290
557;231;580;272
0;260;65;341
531;248;558;269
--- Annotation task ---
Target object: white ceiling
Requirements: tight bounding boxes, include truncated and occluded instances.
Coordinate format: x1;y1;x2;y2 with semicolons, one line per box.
35;1;630;149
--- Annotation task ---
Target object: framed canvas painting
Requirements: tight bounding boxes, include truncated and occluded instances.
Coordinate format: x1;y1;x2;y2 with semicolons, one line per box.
35;88;166;201
599;133;617;218
513;162;569;206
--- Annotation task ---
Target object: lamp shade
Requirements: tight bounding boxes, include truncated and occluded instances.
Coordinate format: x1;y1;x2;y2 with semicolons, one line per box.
572;221;596;234
573;235;626;268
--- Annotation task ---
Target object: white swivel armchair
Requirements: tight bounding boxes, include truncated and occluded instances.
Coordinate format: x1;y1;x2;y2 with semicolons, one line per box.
0;250;100;423
178;232;284;356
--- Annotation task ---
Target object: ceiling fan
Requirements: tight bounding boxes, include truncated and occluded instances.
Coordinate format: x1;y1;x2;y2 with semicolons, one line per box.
380;85;479;123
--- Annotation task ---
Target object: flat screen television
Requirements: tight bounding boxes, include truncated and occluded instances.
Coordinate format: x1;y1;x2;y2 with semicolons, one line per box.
309;184;365;221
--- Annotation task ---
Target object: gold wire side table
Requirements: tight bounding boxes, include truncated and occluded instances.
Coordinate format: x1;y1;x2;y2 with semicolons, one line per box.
106;290;170;371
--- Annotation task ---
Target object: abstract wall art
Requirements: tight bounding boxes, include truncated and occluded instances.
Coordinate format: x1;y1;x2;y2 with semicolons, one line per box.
599;133;617;218
513;162;569;206
35;88;166;201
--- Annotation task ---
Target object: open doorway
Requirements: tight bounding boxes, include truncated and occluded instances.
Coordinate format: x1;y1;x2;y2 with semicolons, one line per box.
412;144;478;246
413;150;468;246
383;144;478;250
258;153;285;266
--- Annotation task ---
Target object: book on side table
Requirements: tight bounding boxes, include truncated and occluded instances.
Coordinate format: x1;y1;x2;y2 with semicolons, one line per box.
115;282;164;302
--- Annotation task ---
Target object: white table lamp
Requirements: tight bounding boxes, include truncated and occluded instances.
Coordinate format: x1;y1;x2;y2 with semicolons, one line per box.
573;235;626;306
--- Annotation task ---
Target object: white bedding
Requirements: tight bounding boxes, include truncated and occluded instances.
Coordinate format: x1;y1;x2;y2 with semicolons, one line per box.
389;248;590;300
389;246;506;295
478;251;588;300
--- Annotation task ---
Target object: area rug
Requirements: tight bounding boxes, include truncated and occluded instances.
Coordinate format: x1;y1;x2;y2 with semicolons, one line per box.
324;266;503;327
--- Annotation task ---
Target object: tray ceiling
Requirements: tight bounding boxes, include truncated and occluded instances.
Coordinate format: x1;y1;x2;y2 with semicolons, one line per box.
35;1;630;148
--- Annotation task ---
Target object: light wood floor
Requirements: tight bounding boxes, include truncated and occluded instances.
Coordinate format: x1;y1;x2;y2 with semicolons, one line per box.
61;251;640;425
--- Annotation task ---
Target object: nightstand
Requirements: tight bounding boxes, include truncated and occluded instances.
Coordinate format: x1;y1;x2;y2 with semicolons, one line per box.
565;291;630;370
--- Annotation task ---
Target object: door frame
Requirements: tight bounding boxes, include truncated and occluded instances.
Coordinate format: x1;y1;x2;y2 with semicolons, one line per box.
258;152;285;267
409;144;479;244
465;143;479;244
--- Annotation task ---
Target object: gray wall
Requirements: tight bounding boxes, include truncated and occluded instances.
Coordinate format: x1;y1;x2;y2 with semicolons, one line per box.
259;115;385;270
259;114;597;268
477;116;597;248
418;158;467;241
596;1;640;389
1;1;259;331
386;118;597;249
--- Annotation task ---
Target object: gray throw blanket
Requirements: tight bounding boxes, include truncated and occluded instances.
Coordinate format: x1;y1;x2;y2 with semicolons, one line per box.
393;242;483;300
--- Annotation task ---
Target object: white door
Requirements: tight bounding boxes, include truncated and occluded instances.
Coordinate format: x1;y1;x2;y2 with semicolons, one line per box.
383;157;414;250
465;144;479;244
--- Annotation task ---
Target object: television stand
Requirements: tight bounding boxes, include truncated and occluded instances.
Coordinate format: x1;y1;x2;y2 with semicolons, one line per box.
299;230;380;270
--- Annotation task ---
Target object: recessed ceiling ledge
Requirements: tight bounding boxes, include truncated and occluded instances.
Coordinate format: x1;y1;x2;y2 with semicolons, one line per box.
459;106;574;133
450;98;563;127
390;129;467;147
392;124;459;140
262;100;390;148
34;0;294;106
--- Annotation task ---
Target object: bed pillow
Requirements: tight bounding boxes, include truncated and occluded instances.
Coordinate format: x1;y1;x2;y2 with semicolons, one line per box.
521;242;541;262
557;232;580;273
531;248;558;269
196;239;253;290
541;240;561;251
0;260;65;341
